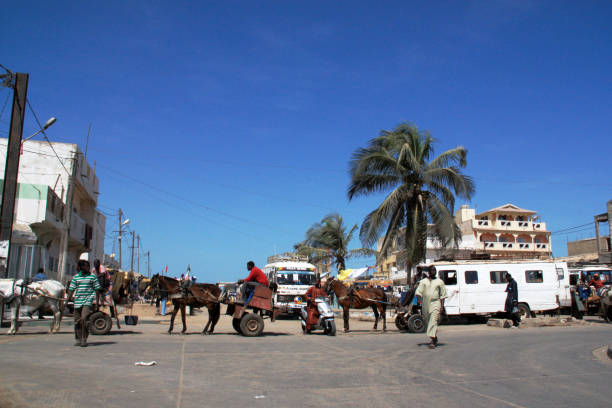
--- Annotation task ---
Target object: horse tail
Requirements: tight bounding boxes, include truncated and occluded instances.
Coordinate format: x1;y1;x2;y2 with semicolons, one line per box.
213;301;221;325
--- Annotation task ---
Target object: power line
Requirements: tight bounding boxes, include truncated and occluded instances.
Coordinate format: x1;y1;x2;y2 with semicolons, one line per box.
96;163;294;234
25;99;71;176
550;222;593;234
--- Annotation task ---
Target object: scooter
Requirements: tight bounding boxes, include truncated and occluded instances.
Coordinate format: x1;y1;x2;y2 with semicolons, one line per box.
299;296;336;336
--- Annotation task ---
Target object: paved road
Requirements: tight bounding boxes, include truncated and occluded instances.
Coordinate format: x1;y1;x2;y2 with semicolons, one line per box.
0;317;611;408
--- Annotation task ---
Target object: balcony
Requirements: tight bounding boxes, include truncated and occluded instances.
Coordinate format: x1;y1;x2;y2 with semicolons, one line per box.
472;219;547;232
480;241;549;252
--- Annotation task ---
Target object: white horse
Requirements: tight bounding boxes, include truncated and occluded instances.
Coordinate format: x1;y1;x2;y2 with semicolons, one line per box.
0;279;65;335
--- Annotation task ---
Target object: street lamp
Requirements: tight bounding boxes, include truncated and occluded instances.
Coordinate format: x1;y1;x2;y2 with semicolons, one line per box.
22;117;57;143
122;219;130;226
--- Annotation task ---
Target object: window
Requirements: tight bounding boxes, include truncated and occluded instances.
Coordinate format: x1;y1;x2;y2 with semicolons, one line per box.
490;271;507;284
440;270;457;285
556;268;564;280
465;271;478;284
525;270;543;283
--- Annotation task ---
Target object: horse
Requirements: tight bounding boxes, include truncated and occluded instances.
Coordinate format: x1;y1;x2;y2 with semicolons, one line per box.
0;279;65;335
599;287;612;322
325;277;387;332
149;274;221;334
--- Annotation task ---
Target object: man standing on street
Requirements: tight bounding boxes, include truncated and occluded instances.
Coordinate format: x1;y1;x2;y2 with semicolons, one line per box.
415;266;447;349
67;260;102;347
505;273;520;328
237;261;268;302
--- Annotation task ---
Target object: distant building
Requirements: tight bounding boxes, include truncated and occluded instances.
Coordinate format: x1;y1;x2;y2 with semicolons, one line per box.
0;139;105;281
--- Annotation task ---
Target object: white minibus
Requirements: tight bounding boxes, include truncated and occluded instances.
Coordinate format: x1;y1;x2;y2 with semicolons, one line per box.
426;260;570;319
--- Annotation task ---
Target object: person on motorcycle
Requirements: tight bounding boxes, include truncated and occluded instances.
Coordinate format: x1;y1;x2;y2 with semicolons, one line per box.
237;261;269;303
305;276;327;333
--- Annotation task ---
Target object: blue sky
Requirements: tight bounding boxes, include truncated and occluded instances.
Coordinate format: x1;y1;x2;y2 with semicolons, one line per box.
2;1;611;282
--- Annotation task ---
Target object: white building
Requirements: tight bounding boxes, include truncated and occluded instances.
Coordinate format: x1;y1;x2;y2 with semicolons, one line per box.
0;139;105;281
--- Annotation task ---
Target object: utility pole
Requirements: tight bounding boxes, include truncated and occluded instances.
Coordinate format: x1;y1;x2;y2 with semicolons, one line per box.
130;230;135;273
146;251;151;278
58;150;78;282
118;208;124;270
0;72;28;278
136;234;140;275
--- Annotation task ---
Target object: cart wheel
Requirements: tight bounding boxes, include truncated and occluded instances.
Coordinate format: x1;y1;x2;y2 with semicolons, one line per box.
407;314;425;333
232;317;241;333
395;314;408;331
240;313;264;337
88;311;112;335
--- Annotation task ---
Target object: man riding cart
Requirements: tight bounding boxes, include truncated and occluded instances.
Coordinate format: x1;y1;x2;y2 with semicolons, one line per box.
221;261;282;336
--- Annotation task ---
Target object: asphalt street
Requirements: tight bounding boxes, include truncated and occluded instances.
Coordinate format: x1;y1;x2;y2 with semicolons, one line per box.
0;316;611;408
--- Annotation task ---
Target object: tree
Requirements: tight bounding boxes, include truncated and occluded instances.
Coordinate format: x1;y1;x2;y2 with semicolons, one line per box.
295;213;377;273
347;122;474;284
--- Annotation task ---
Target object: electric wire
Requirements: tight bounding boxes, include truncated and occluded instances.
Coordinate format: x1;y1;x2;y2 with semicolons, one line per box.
25;99;71;176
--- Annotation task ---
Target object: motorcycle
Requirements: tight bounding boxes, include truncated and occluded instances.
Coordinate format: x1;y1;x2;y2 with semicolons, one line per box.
299;296;336;336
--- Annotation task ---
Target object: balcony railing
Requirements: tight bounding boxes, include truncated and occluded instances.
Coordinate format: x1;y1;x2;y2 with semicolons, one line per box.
480;241;549;251
473;219;547;231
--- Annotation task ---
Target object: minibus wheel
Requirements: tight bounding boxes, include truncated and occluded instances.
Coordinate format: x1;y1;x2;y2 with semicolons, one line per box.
518;303;531;320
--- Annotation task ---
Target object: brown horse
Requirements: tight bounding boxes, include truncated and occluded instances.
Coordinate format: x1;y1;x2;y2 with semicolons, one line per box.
325;277;387;332
150;274;221;334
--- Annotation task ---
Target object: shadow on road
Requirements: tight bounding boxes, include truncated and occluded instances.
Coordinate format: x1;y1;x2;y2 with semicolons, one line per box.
84;341;117;346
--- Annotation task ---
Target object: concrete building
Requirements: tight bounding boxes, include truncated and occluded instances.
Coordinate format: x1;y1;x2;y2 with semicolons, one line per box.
594;200;612;263
456;203;552;259
0;139;105;281
567;236;610;257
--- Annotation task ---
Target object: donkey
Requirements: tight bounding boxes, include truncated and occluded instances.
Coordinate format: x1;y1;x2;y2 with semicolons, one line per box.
325;277;387;332
150;274;221;334
0;279;65;335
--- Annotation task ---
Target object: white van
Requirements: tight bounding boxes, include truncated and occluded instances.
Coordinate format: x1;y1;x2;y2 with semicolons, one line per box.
426;260;570;318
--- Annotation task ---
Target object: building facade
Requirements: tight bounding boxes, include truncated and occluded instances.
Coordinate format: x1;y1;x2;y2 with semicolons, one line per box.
0;139;105;281
456;203;552;259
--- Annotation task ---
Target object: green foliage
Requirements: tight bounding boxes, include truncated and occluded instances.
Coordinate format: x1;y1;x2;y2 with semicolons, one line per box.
295;213;377;274
347;122;474;283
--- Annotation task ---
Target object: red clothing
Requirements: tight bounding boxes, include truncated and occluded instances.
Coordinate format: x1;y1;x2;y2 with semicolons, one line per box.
588;279;604;290
245;266;268;286
305;285;327;330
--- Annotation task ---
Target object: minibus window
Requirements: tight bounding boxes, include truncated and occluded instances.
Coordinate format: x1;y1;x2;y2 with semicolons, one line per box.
440;270;457;285
556;268;564;280
525;270;543;283
490;271;507;284
465;271;478;284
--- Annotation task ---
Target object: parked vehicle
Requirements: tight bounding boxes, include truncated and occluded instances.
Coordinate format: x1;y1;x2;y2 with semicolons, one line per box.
568;265;612;287
425;260;570;319
299;296;336;336
262;260;318;315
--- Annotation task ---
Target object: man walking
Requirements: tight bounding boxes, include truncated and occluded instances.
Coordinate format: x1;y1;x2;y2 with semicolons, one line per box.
415;266;447;349
505;273;520;328
67;260;102;347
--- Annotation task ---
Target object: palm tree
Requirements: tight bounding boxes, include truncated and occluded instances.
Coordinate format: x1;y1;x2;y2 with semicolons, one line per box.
347;122;474;284
295;213;377;273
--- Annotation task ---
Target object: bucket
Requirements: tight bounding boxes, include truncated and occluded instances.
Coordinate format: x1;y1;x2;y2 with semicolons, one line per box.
124;315;139;325
124;303;138;325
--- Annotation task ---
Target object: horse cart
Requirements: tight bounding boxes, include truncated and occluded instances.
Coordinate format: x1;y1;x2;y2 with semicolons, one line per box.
393;288;426;333
224;285;283;337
